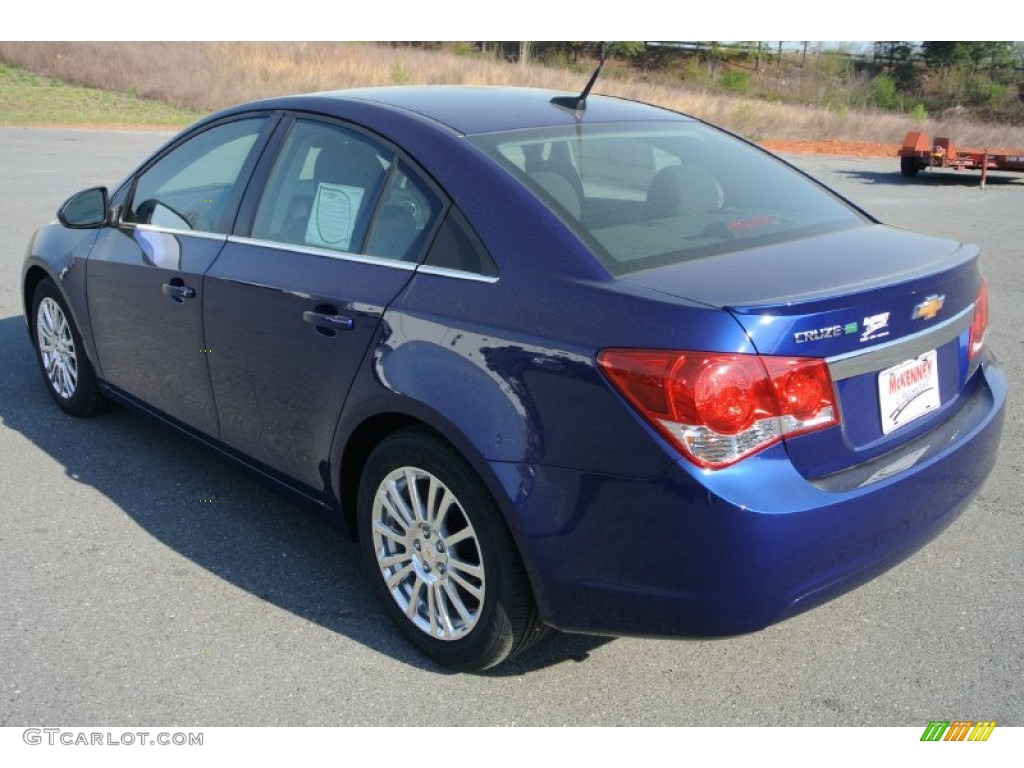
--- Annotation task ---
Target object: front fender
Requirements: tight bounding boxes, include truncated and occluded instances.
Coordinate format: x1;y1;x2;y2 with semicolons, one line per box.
22;223;103;375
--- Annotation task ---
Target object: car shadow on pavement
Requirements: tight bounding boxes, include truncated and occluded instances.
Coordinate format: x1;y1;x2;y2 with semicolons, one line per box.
0;315;612;675
835;168;1024;187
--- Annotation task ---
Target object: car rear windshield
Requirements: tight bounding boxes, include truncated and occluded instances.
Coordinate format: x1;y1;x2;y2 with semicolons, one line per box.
469;122;868;277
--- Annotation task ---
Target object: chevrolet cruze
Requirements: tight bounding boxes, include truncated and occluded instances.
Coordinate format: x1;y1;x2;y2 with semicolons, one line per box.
22;86;1006;670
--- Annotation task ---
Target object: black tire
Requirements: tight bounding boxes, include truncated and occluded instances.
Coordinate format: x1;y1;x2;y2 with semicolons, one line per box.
900;156;921;178
357;429;544;671
30;278;107;417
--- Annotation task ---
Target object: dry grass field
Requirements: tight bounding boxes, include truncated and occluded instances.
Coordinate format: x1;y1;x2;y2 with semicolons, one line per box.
3;41;1024;149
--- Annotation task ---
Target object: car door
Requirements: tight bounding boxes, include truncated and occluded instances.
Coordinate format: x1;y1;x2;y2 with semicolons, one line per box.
202;116;442;491
86;116;273;436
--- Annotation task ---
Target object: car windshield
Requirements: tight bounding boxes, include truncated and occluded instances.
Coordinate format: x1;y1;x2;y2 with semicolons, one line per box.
469;121;868;276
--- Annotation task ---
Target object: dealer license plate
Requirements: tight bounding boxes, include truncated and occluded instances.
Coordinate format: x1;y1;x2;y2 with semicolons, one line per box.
877;350;941;435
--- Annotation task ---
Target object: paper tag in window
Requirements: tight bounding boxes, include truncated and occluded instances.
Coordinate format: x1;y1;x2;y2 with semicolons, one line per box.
305;182;364;250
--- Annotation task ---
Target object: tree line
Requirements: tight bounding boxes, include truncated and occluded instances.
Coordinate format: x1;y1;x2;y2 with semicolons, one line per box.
395;42;1024;124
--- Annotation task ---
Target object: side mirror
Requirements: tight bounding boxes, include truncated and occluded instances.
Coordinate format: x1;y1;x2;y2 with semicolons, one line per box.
57;186;109;229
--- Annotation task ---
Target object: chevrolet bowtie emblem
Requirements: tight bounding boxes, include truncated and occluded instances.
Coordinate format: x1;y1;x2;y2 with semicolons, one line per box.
912;294;945;321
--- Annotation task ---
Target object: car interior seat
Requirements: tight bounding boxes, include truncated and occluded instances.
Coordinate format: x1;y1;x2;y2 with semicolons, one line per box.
646;164;725;219
524;142;584;220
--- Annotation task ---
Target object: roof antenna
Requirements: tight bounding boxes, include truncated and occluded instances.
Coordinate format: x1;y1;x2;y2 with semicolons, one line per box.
551;42;607;112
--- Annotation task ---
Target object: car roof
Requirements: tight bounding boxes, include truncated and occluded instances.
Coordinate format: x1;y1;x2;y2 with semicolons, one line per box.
241;86;693;136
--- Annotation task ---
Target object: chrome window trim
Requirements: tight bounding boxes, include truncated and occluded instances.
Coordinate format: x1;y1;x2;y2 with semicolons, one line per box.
415;264;499;284
826;305;973;381
224;236;499;281
130;223;228;241
225;235;418;270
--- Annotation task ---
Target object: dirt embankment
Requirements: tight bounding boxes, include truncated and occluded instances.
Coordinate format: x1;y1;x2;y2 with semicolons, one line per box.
761;138;1024;157
760;139;899;158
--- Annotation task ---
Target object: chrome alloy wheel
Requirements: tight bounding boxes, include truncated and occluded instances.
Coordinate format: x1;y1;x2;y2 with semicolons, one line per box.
36;297;78;400
371;466;486;640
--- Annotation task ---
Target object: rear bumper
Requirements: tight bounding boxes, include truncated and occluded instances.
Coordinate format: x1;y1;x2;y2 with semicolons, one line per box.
491;355;1007;637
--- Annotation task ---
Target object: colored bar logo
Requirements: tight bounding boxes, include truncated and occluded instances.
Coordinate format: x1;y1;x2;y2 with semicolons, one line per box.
920;720;996;741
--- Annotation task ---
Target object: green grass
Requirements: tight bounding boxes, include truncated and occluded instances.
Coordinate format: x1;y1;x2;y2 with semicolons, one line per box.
0;62;200;127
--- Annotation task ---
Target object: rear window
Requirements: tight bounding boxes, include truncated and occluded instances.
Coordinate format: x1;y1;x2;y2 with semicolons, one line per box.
469;122;867;276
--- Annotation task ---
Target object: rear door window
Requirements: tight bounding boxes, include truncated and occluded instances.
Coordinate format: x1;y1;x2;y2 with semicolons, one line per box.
251;119;394;254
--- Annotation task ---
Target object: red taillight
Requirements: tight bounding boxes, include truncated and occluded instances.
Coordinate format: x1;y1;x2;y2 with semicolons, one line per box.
598;349;839;469
689;357;767;434
969;280;989;361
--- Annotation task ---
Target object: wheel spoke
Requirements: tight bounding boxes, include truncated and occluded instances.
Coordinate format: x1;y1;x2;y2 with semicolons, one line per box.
384;478;415;529
404;468;425;523
377;550;412;569
38;305;55;353
449;558;483;580
56;360;69;397
435;583;454;637
379;489;411;531
427;582;438;636
449;569;483;600
443;526;473;548
62;355;77;391
385;562;415;590
405;577;424;619
373;520;406;545
443;581;473;624
40;301;55;336
434;489;454;531
424;475;440;525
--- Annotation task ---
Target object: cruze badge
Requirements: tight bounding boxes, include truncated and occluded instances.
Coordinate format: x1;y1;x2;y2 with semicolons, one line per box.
912;294;945;321
794;322;858;344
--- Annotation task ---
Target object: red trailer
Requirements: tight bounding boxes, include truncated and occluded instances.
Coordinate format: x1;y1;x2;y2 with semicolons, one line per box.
898;131;1024;186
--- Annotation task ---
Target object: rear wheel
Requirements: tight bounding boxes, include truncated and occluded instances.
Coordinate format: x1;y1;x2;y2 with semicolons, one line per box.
900;156;921;178
357;429;544;671
31;279;107;416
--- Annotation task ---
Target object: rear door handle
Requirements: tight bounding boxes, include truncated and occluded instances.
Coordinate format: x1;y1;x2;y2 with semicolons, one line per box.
303;310;354;335
162;281;196;302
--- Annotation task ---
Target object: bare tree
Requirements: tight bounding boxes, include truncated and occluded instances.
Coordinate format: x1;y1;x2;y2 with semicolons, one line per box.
519;41;532;67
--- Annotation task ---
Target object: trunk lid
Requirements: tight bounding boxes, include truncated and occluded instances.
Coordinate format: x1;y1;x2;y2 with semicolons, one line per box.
623;224;983;477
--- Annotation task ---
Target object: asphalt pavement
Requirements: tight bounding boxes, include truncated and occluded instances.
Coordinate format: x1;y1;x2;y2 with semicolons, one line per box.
1;128;1021;726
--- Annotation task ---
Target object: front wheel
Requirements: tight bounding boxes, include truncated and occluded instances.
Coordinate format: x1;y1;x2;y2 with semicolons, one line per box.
30;278;107;416
357;430;544;671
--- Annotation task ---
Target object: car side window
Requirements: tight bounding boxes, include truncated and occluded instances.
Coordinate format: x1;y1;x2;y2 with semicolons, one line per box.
422;207;499;278
251;120;394;254
126;118;266;234
364;164;441;262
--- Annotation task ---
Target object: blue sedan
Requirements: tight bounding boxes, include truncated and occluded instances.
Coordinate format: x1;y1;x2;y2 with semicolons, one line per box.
22;87;1006;670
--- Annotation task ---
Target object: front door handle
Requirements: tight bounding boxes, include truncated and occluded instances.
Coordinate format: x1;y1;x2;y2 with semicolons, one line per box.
162;281;196;302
